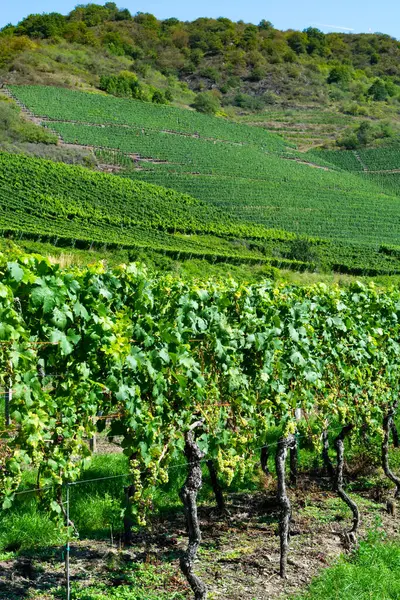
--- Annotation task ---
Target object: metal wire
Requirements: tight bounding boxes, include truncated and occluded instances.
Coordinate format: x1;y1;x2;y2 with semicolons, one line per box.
8;425;345;497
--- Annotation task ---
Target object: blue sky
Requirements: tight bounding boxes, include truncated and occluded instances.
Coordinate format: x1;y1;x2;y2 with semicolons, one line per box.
1;0;399;38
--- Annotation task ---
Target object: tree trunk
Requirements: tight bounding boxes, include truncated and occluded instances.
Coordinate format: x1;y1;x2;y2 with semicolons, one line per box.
275;435;296;578
206;459;226;513
382;403;400;499
322;430;335;478
333;425;359;541
179;428;207;600
261;444;270;476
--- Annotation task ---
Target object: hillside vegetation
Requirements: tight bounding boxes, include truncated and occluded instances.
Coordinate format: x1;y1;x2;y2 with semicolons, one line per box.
2;5;400;148
5;83;400;275
1;6;400;277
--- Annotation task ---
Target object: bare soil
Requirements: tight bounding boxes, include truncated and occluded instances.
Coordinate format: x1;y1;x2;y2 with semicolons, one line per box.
1;475;399;600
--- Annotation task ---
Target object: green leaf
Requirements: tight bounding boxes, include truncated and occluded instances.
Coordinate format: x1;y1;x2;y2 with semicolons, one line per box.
73;302;89;321
50;500;62;514
304;370;318;383
2;497;13;510
31;282;57;313
7;262;24;283
159;347;170;364
49;330;72;355
288;325;299;342
52;307;67;330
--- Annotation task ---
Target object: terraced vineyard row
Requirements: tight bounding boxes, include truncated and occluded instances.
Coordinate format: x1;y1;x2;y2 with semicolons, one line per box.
309;147;400;173
0;152;314;269
362;172;400;197
48;121;283;178
124;165;400;246
238;108;354;149
9;85;289;151
307;150;364;172
7;85;400;275
40;122;400;249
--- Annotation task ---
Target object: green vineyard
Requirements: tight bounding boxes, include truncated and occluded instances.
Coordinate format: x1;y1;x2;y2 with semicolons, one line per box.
309;146;400;174
9;85;289;151
2;152;400;274
2;254;400;597
4;11;400;600
0;152;312;269
4;85;400;275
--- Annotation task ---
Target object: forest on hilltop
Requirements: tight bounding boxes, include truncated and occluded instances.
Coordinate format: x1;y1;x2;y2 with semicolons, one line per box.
1;3;400;115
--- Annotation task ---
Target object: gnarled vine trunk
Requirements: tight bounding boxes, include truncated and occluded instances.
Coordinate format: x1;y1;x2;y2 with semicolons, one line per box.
382;402;400;499
322;429;335;478
206;459;226;513
275;434;296;578
261;444;270;476
333;425;359;542
180;428;207;600
391;421;399;449
123;483;135;545
123;452;139;545
290;437;298;487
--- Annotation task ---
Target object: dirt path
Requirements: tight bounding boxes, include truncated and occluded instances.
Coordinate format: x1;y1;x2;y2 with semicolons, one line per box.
282;156;333;171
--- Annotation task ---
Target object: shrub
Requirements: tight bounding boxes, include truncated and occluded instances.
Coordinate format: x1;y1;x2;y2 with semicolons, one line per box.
99;71;143;99
368;79;388;101
192;91;221;115
151;90;167;104
336;133;359;150
327;65;352;86
286;239;318;263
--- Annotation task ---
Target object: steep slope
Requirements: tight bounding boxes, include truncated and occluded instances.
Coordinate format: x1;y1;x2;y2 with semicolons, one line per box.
10;85;400;247
3;86;400;275
0;152;303;267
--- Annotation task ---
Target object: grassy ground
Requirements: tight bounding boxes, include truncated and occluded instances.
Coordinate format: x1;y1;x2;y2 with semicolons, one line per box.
5;238;400;289
292;531;400;599
1;424;400;598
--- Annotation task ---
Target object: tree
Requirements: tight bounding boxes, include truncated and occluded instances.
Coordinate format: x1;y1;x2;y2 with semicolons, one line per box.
286;31;308;54
303;27;326;56
258;20;273;31
368;79;388;101
99;71;143;99
192;92;220;115
15;13;66;38
327;65;352;85
68;4;111;27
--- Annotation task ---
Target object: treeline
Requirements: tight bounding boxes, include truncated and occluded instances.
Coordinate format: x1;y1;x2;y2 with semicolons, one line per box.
1;4;400;109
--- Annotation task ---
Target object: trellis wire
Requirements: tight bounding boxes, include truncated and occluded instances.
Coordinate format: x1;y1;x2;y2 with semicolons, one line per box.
4;423;346;599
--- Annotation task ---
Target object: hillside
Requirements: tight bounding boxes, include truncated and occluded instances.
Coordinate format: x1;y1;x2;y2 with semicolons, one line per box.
0;86;397;275
3;10;400;599
2;6;400;149
1;6;400;277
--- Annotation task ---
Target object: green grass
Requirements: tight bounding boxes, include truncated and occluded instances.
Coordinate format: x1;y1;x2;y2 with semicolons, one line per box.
69;561;187;600
292;529;400;600
0;504;66;553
